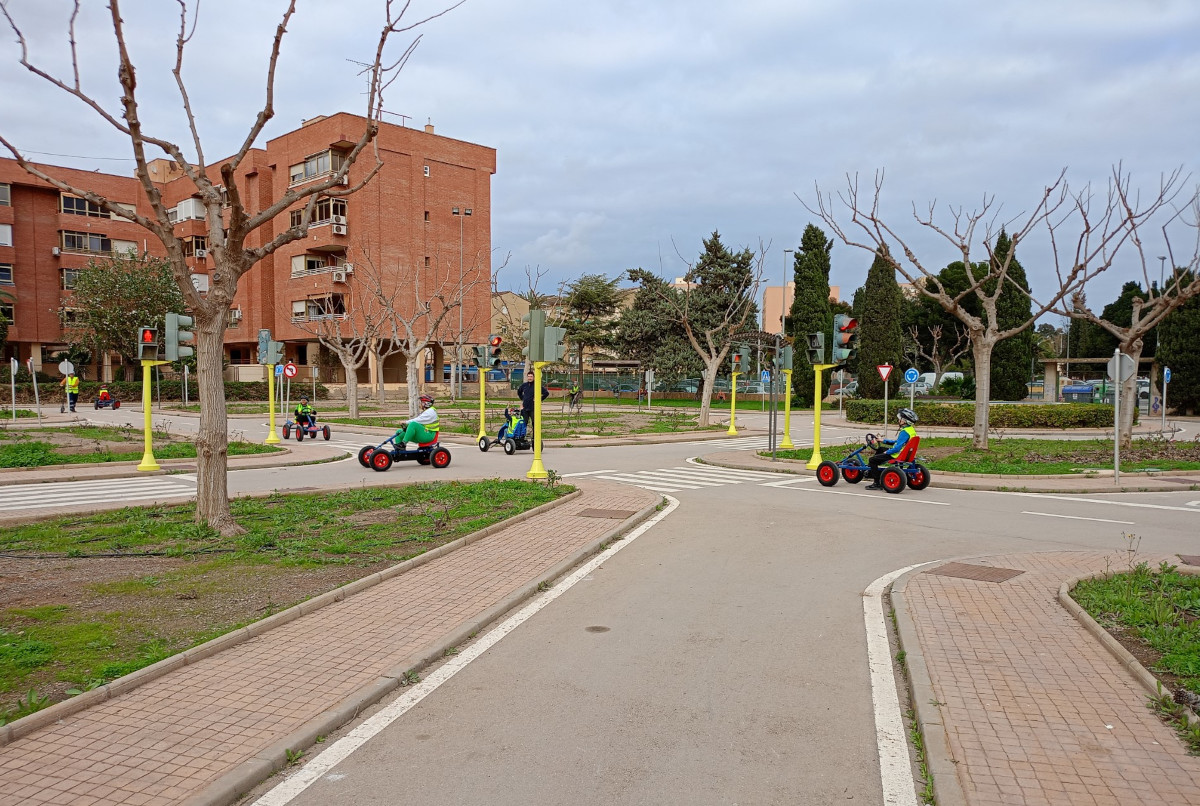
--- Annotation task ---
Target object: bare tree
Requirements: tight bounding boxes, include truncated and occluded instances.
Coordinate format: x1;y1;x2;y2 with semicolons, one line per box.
809;168;1187;449
906;323;970;390
0;0;459;533
1057;197;1200;447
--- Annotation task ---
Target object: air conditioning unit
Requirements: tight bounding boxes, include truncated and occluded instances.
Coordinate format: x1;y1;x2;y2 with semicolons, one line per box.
194;248;207;258
332;224;348;235
52;246;61;256
341;263;354;274
331;270;348;283
331;215;346;225
337;175;349;186
230;309;243;320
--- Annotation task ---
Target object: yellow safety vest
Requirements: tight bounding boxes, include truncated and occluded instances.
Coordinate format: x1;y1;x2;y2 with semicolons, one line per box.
65;376;80;393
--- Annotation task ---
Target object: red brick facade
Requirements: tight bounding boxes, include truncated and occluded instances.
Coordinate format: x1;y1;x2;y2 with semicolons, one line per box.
0;113;495;383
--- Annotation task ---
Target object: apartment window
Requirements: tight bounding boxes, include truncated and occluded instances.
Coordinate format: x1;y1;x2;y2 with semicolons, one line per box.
424;210;429;222
111;239;137;256
61;230;111;254
182;236;208;257
296;293;346;321
0;184;9;206
109;202;137;221
288;150;345;185
0;224;11;247
0;304;12;324
62;268;79;290
290;254;330;278
0;264;12;284
424;256;430;269
226;308;242;329
61;308;79;325
423;165;430;177
288;198;346;228
61;194;107;217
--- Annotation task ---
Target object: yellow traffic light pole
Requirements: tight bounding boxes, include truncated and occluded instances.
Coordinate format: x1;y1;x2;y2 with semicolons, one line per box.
137;359;169;471
781;369;795;448
806;363;838;469
727;371;741;435
526;361;548;478
264;365;280;444
477;371;488;441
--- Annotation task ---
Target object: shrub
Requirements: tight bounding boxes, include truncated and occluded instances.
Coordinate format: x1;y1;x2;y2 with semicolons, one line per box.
845;400;1129;429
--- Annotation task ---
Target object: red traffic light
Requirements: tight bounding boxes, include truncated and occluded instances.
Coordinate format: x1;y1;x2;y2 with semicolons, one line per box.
837;317;858;332
488;334;502;348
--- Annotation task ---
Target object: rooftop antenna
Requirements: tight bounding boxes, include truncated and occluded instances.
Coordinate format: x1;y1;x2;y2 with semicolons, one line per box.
345;58;409;126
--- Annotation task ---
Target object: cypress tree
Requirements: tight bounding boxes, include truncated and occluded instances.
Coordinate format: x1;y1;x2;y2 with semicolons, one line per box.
988;233;1035;400
786;224;833;406
1155;277;1200;414
857;247;906;399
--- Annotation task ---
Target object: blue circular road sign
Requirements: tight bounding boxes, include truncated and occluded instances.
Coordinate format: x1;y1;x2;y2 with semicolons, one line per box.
904;368;919;383
1165;367;1171;384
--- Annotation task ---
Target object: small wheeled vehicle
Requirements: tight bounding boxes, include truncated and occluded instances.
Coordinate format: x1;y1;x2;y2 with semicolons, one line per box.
478;408;533;455
282;414;331;442
815;433;930;494
93;394;121;410
358;435;451;472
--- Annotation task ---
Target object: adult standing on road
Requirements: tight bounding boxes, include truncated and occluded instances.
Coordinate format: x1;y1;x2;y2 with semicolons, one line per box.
517;376;548;426
60;371;80;412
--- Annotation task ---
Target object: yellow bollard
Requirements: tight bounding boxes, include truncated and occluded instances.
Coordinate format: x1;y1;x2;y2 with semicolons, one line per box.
526;362;549;478
477;372;488;441
781;369;795;448
806;364;837;468
727;371;740;435
136;360;160;471
264;365;281;444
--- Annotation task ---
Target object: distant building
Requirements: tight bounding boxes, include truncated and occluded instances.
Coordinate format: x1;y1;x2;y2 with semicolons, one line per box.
760;283;841;335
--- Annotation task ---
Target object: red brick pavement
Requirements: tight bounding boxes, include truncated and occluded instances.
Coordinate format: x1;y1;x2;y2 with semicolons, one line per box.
0;482;659;806
898;551;1200;806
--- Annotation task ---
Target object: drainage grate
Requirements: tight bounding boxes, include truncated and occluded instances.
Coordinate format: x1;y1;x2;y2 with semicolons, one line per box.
1179;555;1200;567
926;562;1025;584
577;508;637;520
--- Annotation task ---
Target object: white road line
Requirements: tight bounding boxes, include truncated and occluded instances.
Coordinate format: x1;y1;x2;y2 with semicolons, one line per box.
251;495;681;806
561;470;619;477
619;471;730;486
865;564;931;806
1188;501;1200;508
592;476;687;492
760;476;819;487
1021;511;1135;525
789;486;952;505
0;484;191;503
974;490;1200;514
675;463;784;480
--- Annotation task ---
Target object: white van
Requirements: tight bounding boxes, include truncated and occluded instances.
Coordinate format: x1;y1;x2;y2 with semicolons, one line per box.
919;371;963;389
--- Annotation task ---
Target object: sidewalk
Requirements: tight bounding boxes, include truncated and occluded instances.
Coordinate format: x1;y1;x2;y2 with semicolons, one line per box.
895;551;1200;805
0;480;660;806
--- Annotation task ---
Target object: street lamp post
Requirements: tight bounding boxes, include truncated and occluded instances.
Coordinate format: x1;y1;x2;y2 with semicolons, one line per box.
1158;255;1167;293
452;206;472;397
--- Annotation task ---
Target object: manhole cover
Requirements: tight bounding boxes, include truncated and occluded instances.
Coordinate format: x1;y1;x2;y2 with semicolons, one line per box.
926;562;1025;584
577;508;636;519
1179;555;1200;567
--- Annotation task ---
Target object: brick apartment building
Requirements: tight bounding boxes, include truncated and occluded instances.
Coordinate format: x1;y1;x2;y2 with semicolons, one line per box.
0;112;495;385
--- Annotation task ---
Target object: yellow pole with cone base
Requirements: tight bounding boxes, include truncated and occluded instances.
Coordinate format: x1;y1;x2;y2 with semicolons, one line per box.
477;373;488;441
264;366;280;444
806;364;837;469
727;372;740;435
526;362;548;478
137;360;161;471
781;369;795;448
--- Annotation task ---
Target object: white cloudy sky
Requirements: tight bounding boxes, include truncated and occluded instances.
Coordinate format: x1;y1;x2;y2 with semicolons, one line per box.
1;0;1197;311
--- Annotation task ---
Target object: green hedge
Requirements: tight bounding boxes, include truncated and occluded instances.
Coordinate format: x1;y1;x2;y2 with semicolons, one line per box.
1;380;328;405
845;400;1133;428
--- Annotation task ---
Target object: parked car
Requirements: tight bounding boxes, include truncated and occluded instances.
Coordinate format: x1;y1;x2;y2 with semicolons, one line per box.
831;380;859;398
737;382;767;394
898;381;932;396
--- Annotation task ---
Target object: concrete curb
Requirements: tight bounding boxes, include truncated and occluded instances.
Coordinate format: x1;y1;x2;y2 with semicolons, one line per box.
181;492;663;806
0;486;584;746
892;565;969;806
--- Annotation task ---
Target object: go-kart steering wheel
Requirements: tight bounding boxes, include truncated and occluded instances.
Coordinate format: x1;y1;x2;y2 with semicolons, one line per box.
865;433;881;450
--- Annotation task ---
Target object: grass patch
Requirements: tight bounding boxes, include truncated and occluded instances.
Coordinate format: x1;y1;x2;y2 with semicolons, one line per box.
326;407;724;439
0;409;39;419
0;425;280;468
0;480;570;711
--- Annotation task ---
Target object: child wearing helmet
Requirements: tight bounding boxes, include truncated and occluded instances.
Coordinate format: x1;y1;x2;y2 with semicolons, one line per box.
866;407;919;490
294;395;316;429
395;394;440;447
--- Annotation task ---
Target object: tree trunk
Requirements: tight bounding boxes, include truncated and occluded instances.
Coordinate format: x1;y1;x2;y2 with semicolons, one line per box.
971;337;995;450
698;359;719;427
1117;341;1143;450
376;348;387;406
193;312;242;535
340;353;361;419
405;348;422;417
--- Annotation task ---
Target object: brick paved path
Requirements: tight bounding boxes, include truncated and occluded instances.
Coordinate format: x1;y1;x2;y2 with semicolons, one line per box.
900;551;1200;806
0;482;658;806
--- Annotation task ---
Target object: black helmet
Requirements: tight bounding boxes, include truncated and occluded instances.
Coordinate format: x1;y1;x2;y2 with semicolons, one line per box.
300;395;309;402
897;407;918;425
419;394;435;408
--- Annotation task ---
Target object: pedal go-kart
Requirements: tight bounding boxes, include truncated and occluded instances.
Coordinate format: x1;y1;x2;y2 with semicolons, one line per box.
358;435;451;472
815;433;931;494
282;415;331;442
93;395;121;410
478;408;534;455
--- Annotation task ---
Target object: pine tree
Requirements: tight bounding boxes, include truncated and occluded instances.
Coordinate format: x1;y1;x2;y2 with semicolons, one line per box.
857;247;905;399
786;224;833;406
1155;279;1200;414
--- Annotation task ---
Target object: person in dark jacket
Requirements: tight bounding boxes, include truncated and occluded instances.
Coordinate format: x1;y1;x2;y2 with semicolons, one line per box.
517;377;549;425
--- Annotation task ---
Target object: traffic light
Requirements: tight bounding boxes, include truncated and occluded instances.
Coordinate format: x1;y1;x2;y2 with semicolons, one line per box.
488;334;503;368
258;329;272;365
543;326;567;363
264;340;285;365
522;310;545;363
138;326;159;361
164;312;194;361
731;344;749;373
780;345;794;369
471;346;488;368
832;314;859;363
806;332;825;364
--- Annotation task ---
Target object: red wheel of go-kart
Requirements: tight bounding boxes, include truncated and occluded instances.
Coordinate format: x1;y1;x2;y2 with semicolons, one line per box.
295;427;304;442
282;424;291;439
431;447;451;468
881;467;906;494
907;463;932;491
842;467;864;484
112;400;120;409
357;446;375;468
816;461;839;487
322;425;331;441
371;450;393;472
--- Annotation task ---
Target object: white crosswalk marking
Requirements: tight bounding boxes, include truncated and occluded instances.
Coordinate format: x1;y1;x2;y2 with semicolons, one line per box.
592;465;789;493
0;476;197;512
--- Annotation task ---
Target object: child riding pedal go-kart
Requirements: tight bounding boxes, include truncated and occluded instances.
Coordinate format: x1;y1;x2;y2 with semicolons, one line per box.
478;406;534;455
358;394;452;471
282;395;330;441
93;385;121;410
815;407;931;494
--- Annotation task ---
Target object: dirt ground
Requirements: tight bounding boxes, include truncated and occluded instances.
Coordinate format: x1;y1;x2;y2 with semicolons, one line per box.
0;425;178;455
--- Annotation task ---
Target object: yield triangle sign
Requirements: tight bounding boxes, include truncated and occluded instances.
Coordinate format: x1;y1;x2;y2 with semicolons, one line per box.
877;364;893;382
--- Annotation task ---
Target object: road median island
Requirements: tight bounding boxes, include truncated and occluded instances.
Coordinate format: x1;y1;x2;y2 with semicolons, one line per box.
0;479;574;735
0;424;282;470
